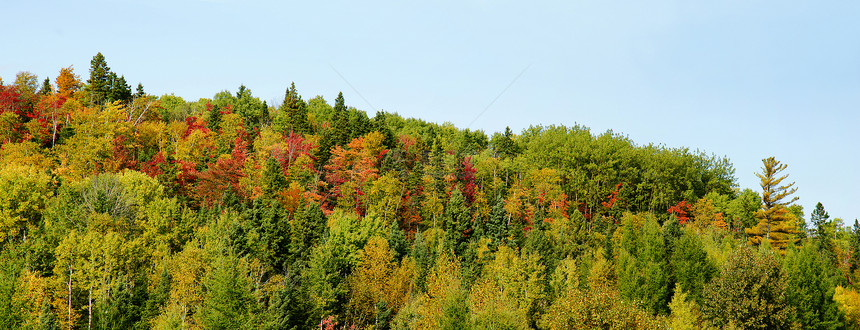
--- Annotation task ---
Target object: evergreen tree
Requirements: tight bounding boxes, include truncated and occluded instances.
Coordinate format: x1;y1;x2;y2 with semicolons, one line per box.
491;126;519;158
134;83;145;98
745;157;800;253
811;202;835;260
207;103;222;132
332;92;350;146
849;220;860;282
39;77;53;95
783;242;843;329
372;111;396;149
671;230;717;304
108;73;132;103
199;253;254;329
616;214;671;315
443;189;472;256
87;52;112;105
279;82;310;134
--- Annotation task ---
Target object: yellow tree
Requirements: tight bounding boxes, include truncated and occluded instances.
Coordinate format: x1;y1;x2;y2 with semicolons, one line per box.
348;236;415;326
745;157;800;253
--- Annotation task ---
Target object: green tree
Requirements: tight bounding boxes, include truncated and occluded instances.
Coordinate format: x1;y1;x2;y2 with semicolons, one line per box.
745;157;800;253
87;52;111;105
134;83;145;99
199;253;254;330
616;213;671;315
332;92;349;146
40;77;53;95
276;82;311;134
108;73;131;103
670;228;717;304
701;246;793;329
811;202;834;258
443;189;472;256
783;242;843;329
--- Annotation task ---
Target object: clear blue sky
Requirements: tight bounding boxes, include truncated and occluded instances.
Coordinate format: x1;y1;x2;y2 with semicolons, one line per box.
3;1;859;221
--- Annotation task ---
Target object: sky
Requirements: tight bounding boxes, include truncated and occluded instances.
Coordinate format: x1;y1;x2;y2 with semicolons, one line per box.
3;0;859;221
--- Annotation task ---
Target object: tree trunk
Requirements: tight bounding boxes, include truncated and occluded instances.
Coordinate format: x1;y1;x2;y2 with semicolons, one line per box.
88;286;92;330
67;264;73;330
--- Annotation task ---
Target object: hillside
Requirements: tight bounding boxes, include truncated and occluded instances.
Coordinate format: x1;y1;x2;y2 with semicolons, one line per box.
0;54;856;329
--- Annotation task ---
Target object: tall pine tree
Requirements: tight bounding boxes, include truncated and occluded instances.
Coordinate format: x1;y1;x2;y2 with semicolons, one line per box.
87;52;111;105
745;157;800;253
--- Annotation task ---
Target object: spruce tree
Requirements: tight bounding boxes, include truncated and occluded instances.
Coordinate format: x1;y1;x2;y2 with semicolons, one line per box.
280;82;310;134
109;73;132;103
332;91;350;146
39;77;52;95
134;83;145;98
745;157;800;253
87;52;112;105
810;202;835;260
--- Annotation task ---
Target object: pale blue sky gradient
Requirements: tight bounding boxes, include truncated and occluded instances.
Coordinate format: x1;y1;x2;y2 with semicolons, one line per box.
3;1;859;220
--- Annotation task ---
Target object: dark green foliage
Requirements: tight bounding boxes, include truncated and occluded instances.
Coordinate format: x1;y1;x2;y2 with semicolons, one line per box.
200;253;255;330
443;189;472;256
486;196;508;248
108;73;132;103
276;82;311;135
616;214;671;315
38;298;60;330
87;52;111;105
388;223;408;262
93;279;147;330
490;126;519;158
40;77;52;95
347;109;372;142
263;156;288;195
811;202;834;259
140;266;170;327
134;83;145;98
0;245;24;329
233;85;269;130
851;220;860;281
289;203;326;267
264;267;313;330
410;231;433;292
207;103;223;132
440;292;471;330
783;242;843;329
702;246;793;329
86;52;132;104
372;111;396;149
244;196;290;270
670;230;717;304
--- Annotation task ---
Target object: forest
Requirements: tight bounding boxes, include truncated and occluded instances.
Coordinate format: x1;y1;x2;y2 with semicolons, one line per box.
1;52;859;329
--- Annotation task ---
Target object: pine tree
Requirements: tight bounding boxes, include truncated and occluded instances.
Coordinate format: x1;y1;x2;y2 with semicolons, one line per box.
87;52;111;105
280;82;310;134
810;202;835;260
39;77;53;95
134;83;145;98
745;157;800;253
109;73;132;103
332;92;349;146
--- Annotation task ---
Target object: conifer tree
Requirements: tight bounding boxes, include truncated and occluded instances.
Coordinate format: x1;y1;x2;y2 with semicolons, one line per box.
745;157;799;253
39;77;53;95
87;52;111;105
134;83;145;98
332;92;349;146
109;73;132;103
280;82;310;134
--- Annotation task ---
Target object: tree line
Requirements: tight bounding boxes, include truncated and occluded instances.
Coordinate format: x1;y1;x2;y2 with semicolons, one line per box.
1;53;859;329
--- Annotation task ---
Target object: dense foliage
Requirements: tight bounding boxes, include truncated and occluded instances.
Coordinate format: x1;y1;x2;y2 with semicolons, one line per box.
1;54;858;329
